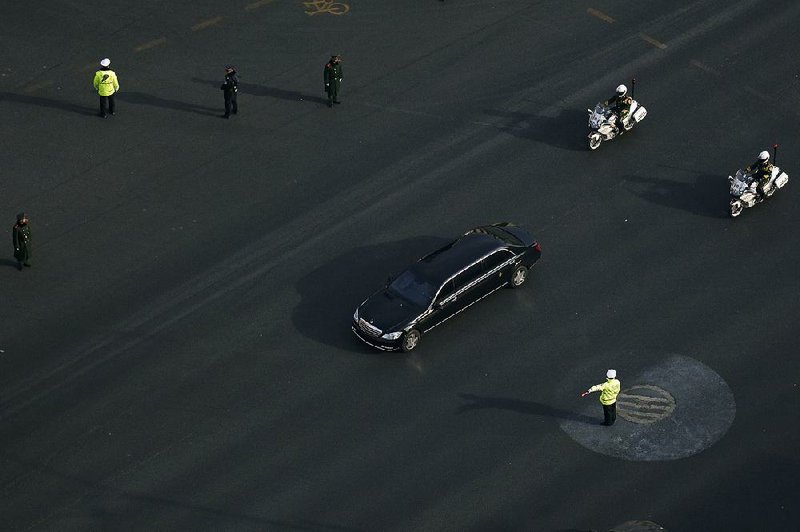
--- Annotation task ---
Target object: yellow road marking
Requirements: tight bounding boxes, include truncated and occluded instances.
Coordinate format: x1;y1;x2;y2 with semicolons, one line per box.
192;16;223;31
639;33;667;49
24;80;53;93
245;0;275;10
690;59;719;75
134;37;167;52
304;0;350;15
587;8;614;23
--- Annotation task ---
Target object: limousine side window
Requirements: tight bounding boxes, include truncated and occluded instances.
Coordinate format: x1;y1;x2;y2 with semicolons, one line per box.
437;279;456;302
452;262;486;292
482;249;514;272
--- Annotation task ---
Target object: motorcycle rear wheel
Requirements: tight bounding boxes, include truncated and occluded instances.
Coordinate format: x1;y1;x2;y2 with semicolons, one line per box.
730;200;743;218
588;135;601;150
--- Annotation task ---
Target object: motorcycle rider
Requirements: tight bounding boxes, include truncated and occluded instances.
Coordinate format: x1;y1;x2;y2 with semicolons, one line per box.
746;150;774;199
604;84;632;132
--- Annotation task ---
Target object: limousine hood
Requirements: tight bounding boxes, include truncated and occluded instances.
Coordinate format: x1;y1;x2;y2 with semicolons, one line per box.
358;289;424;333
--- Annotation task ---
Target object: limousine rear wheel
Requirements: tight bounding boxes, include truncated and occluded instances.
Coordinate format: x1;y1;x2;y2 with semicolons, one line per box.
510;265;528;288
401;329;421;352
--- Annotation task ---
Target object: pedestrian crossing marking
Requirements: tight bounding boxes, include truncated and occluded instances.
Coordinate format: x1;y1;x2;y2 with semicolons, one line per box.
245;0;276;10
639;33;667;49
587;8;615;24
192;16;224;31
690;59;719;75
134;38;167;52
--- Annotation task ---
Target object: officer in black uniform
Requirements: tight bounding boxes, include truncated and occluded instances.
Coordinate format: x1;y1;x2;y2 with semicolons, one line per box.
12;212;32;271
604;84;632;132
220;66;239;118
746;150;774;199
323;55;343;108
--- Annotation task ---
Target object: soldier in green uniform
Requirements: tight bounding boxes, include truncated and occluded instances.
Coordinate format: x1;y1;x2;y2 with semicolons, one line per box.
12;212;32;271
323;55;343;108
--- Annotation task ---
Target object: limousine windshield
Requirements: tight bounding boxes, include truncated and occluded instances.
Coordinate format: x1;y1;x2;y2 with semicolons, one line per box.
387;269;437;308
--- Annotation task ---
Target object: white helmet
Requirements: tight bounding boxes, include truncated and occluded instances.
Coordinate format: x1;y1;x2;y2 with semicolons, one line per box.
758;150;770;161
616;84;627;96
607;369;617;378
100;58;111;67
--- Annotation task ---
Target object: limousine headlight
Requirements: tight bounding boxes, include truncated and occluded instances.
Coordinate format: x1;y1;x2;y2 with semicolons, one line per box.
381;331;402;340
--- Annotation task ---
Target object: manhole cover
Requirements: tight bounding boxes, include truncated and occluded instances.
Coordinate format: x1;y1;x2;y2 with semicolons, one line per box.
617;385;676;424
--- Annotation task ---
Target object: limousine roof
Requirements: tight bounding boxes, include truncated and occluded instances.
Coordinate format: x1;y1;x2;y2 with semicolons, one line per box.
410;232;507;287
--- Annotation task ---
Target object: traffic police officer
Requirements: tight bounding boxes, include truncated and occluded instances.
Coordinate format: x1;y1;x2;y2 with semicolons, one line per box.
323;55;343;107
746;150;774;199
12;212;32;271
93;58;120;118
220;66;239;118
582;369;621;426
604;84;632;132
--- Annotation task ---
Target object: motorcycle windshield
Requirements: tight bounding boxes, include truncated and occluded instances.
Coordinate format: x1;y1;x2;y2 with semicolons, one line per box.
730;169;751;195
589;103;608;128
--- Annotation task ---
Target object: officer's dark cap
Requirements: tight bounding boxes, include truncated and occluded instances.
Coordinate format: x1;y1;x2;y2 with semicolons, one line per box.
16;212;26;221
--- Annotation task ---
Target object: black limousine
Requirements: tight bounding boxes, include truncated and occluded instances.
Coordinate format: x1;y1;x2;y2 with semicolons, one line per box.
352;223;541;352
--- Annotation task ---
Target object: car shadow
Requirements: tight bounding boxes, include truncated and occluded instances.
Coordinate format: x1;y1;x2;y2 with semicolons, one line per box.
482;108;589;151
116;91;219;116
456;393;599;425
622;174;729;218
191;78;329;106
0;91;97;116
292;236;451;351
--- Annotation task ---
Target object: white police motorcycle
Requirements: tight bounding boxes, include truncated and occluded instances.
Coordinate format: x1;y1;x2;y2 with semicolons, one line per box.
588;82;647;150
728;149;789;217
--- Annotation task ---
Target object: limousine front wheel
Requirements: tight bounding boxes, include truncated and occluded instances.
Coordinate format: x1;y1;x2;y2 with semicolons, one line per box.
401;329;421;352
510;265;528;288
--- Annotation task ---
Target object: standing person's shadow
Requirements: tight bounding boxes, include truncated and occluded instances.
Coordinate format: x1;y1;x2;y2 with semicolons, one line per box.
0;259;20;269
191;78;328;106
0;92;96;116
457;393;599;424
116;92;219;116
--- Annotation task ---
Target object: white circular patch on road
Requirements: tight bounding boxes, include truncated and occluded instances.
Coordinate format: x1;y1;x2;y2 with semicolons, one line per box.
560;355;735;461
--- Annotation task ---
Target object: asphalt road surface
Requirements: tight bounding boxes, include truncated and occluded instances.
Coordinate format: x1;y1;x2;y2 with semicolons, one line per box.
2;1;799;530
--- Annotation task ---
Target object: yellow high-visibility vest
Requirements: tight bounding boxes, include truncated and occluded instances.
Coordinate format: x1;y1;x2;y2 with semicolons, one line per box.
589;378;620;405
93;69;119;96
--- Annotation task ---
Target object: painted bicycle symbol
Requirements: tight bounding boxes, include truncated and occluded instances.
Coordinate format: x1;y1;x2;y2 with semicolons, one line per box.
303;0;350;15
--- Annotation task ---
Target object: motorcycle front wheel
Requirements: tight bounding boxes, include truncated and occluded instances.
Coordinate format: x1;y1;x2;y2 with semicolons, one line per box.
588;134;602;150
730;200;743;218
